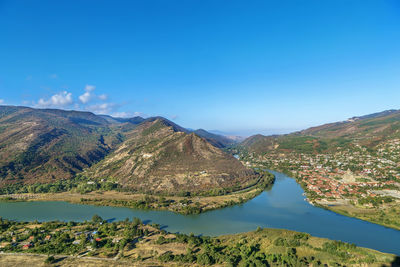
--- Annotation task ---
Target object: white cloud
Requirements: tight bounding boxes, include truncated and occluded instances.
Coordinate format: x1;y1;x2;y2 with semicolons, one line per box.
98;94;108;100
111;111;146;118
111;112;130;118
133;112;145;117
79;91;91;104
50;74;58;79
0;99;4;104
79;84;96;104
79;85;105;104
85;85;96;92
28;84;135;117
86;103;117;114
36;91;73;108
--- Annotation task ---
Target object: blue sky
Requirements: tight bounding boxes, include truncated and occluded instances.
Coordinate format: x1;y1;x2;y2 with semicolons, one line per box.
1;0;400;136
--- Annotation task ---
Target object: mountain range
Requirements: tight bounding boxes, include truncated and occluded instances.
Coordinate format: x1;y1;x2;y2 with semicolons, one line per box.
240;109;400;154
2;105;399;193
0;105;255;194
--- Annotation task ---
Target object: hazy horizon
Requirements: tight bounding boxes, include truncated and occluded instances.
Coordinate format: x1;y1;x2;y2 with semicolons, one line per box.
2;103;394;137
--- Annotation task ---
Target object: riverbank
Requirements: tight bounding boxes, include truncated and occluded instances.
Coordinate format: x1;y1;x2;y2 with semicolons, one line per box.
0;172;274;215
0;218;397;266
263;166;400;231
314;199;400;231
303;182;400;232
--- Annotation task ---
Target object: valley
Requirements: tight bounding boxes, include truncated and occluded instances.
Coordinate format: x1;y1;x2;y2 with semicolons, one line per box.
1;106;400;265
237;110;400;230
3;1;400;265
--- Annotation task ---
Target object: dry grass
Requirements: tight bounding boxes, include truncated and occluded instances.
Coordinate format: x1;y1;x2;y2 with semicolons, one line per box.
0;253;177;267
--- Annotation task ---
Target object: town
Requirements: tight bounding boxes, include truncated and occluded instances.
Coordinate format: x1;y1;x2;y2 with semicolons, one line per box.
238;139;400;229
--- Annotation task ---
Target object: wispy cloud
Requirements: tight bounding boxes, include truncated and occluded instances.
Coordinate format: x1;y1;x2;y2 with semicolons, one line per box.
49;74;58;79
86;102;118;114
84;85;95;92
0;99;4;104
112;111;146;118
111;112;131;118
28;84;142;118
36;91;73;108
78;85;108;104
98;94;108;100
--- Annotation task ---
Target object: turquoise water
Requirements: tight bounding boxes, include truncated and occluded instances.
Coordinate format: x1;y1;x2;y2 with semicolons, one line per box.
0;171;399;255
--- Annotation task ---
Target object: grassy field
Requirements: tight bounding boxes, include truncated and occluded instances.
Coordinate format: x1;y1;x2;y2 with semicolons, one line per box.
319;200;400;231
218;229;399;267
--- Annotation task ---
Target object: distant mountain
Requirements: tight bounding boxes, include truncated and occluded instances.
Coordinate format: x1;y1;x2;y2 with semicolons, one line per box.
98;115;145;125
298;109;400;140
347;109;397;122
240;109;400;154
208;130;246;143
225;135;247;142
86;117;257;194
0;106;255;193
175;127;240;148
193;129;236;148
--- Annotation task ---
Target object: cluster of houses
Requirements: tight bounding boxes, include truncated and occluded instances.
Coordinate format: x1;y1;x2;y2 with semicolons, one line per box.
242;139;400;202
298;168;395;199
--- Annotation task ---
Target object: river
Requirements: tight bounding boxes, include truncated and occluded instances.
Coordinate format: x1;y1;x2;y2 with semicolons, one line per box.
0;171;399;255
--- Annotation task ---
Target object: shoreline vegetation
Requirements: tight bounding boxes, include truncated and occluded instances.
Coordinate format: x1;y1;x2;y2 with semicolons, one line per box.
261;166;400;231
0;217;398;267
0;170;274;215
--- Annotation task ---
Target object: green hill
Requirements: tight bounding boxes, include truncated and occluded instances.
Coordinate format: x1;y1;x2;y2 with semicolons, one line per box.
240;109;400;154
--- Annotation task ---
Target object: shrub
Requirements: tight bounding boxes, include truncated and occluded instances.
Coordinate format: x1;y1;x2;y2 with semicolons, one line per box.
44;255;56;264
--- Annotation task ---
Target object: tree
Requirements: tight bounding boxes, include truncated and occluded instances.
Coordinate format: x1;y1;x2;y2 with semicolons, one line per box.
92;214;103;223
44;255;56;264
132;217;142;227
